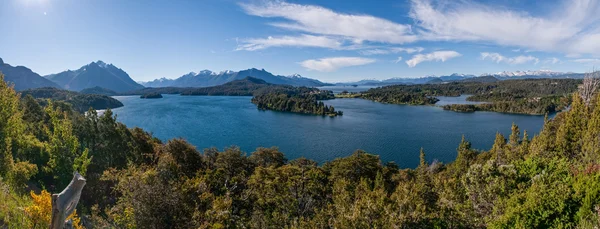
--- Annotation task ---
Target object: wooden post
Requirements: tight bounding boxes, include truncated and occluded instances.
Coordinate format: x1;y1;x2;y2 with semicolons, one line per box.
50;172;86;229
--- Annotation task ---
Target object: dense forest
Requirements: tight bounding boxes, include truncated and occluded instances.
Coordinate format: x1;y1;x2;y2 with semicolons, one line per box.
3;72;600;228
252;93;342;116
140;92;163;99
80;87;119;96
19;87;123;112
360;78;580;115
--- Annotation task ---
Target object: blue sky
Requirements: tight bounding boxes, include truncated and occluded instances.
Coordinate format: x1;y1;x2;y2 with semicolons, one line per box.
1;0;600;83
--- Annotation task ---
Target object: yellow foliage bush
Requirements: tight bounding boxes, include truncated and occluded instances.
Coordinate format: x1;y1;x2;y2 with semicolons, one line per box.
24;190;84;229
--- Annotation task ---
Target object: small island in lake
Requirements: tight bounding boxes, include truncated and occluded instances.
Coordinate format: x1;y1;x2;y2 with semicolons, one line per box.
140;92;163;99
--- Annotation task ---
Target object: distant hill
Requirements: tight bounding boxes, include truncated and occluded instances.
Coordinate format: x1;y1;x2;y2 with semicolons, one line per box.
140;68;331;88
425;78;444;84
0;58;62;90
45;61;144;92
129;77;302;96
460;75;499;83
338;70;591;86
338;73;477;86
80;86;118;96
20;87;123;112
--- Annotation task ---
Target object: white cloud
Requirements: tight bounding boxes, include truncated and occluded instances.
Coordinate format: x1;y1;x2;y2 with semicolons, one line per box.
240;1;417;44
572;59;600;65
406;51;461;67
480;52;539;65
300;57;376;72
544;57;561;64
236;34;342;51
360;47;424;55
394;57;403;63
409;0;600;54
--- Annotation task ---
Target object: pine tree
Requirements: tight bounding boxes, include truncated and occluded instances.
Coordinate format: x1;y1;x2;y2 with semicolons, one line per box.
453;135;475;173
555;93;588;158
419;147;427;170
582;93;600;162
509;123;520;147
491;132;506;163
519;130;530;156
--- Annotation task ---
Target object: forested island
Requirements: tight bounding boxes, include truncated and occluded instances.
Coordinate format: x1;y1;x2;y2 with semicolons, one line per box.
4;73;600;228
252;93;342;116
140;92;163;99
19;87;123;112
359;78;579;115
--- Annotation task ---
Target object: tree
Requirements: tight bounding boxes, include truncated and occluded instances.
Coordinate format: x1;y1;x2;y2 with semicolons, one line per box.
249;147;287;168
44;101;90;190
490;132;506;163
555;93;587;157
0;73;37;187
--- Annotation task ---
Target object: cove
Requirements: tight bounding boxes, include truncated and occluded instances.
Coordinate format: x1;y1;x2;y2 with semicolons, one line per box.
111;95;545;168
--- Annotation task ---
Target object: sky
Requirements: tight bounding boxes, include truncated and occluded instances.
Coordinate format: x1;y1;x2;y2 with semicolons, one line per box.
2;0;600;83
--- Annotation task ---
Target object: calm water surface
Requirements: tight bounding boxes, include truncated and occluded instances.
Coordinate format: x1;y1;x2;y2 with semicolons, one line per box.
111;95;544;167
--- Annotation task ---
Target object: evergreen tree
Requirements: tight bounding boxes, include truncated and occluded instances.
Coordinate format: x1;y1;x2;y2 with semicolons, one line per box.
555;93;588;158
509;123;520;147
491;132;506;163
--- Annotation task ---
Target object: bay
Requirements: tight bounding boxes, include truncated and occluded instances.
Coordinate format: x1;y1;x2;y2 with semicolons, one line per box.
111;95;545;168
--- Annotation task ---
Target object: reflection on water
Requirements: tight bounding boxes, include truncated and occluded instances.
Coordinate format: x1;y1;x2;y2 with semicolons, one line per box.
435;95;489;106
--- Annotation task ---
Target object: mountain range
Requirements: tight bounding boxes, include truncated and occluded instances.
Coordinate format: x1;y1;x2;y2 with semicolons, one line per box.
0;56;592;92
0;58;62;90
44;61;144;92
338;71;586;86
140;68;331;88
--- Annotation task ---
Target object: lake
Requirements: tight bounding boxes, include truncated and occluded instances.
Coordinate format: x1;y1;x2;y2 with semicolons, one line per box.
111;95;545;168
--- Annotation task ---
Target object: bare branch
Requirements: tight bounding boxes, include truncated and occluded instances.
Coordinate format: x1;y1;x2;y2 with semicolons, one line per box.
579;69;600;106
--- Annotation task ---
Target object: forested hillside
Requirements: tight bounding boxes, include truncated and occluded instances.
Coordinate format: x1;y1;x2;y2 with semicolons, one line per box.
2;72;600;228
19;87;123;112
360;78;580;115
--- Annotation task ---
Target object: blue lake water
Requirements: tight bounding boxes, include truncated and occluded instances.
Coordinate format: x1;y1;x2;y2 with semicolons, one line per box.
111;95;545;168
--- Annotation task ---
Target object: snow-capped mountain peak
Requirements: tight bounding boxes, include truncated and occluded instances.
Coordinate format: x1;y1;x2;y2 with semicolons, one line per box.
287;73;303;78
198;70;213;75
481;70;564;77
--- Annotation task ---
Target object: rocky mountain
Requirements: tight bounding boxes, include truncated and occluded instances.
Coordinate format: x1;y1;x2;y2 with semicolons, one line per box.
45;61;144;92
140;68;331;88
0;58;62;90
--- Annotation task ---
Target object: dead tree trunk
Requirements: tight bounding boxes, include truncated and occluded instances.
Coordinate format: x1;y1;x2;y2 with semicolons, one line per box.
580;71;600;107
50;172;86;229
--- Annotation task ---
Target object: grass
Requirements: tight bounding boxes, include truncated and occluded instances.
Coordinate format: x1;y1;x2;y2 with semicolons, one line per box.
0;178;33;229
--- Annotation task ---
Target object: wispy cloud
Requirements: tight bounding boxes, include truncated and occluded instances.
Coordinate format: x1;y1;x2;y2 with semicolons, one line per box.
394;57;403;63
572;58;600;65
409;0;600;55
300;57;376;72
406;51;461;67
360;47;424;55
239;1;417;45
480;52;539;64
236;34;342;51
544;57;561;64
